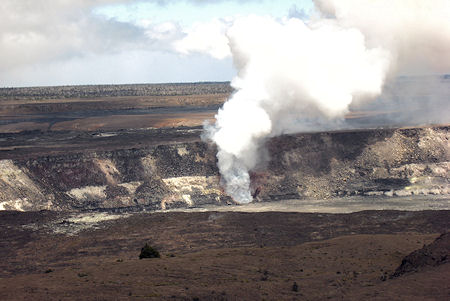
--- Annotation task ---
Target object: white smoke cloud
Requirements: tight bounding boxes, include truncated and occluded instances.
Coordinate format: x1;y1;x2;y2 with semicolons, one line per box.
205;0;450;203
174;18;233;59
314;0;450;75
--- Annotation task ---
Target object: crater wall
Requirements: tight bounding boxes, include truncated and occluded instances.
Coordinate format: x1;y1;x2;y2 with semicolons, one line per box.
0;126;448;211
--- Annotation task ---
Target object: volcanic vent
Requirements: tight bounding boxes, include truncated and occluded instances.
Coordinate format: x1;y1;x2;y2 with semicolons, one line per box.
0;124;448;212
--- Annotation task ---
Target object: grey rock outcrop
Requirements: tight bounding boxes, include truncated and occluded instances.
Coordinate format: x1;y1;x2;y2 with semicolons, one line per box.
0;126;448;211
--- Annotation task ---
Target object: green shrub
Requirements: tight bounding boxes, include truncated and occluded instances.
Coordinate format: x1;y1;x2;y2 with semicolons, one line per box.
139;243;160;259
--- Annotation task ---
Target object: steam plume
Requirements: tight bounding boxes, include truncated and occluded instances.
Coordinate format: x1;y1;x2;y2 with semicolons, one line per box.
205;0;450;203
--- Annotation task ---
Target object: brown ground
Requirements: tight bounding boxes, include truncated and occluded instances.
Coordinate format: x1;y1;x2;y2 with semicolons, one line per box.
0;90;410;134
1;84;449;300
0;94;228;113
49;112;216;132
0;94;226;133
0;210;448;300
0;127;205;160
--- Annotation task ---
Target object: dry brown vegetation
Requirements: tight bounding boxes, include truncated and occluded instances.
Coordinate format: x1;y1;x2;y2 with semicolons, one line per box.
0;210;448;300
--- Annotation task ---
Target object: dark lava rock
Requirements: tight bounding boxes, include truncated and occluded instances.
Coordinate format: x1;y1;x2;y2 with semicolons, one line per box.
390;232;450;278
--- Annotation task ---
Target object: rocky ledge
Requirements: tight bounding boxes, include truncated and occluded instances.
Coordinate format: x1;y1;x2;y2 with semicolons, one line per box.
0;125;448;211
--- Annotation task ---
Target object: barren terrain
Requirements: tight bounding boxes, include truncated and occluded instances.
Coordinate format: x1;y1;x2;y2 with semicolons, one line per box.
0;210;449;300
0;82;448;300
0;92;227;133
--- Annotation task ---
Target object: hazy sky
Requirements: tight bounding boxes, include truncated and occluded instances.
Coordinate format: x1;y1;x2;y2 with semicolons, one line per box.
0;0;313;87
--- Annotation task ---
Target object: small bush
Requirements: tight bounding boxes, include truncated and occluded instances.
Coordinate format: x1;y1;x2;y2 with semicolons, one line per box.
139;243;160;259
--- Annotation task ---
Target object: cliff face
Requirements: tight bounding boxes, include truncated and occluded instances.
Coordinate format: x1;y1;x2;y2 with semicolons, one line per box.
0;126;448;211
260;126;449;200
0;142;223;211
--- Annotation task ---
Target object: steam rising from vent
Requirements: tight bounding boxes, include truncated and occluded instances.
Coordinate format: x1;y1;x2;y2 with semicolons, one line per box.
204;0;450;203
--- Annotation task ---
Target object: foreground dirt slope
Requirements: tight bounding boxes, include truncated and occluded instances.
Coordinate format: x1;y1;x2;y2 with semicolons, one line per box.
0;210;448;300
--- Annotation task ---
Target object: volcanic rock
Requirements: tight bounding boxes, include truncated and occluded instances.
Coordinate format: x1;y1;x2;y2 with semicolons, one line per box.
391;232;450;278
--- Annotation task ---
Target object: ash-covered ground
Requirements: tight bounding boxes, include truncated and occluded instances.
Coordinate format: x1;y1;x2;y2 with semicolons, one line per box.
0;209;449;300
0;83;449;300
